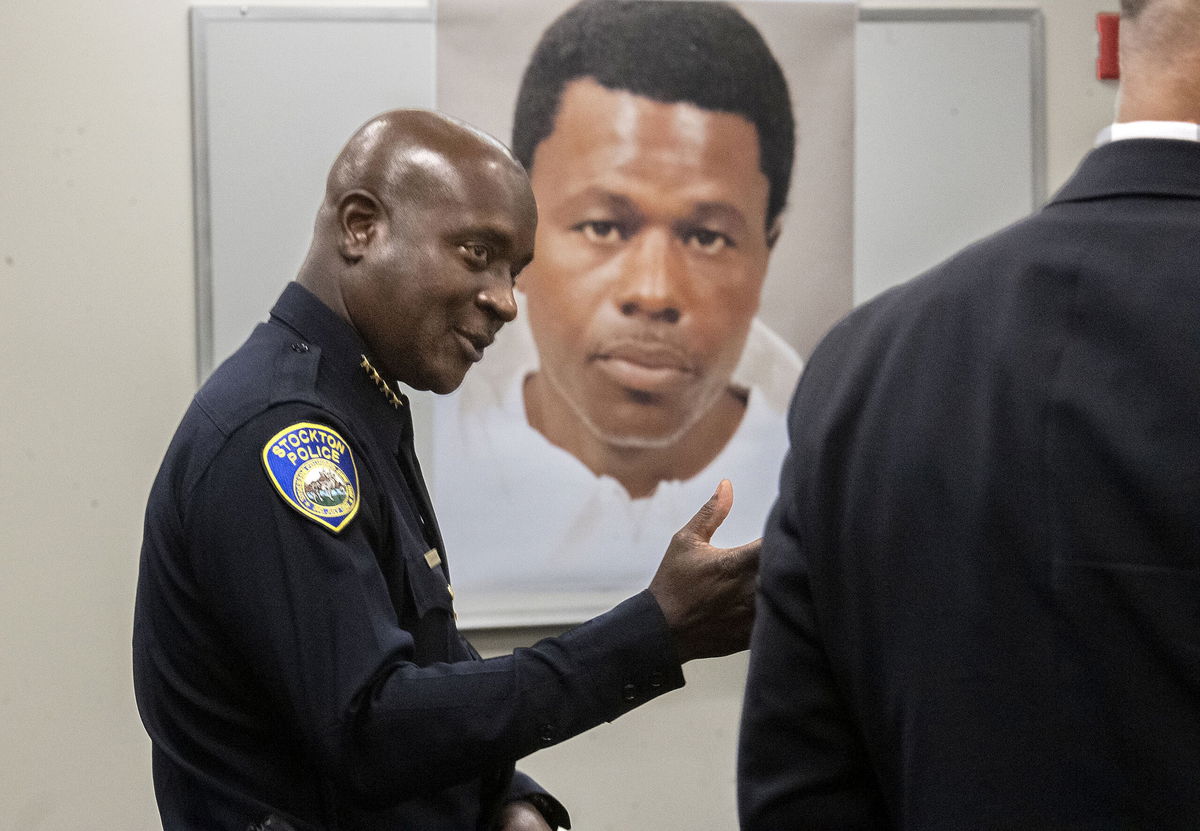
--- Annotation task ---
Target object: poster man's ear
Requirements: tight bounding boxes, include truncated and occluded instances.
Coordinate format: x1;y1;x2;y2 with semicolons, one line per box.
766;215;783;250
337;190;385;261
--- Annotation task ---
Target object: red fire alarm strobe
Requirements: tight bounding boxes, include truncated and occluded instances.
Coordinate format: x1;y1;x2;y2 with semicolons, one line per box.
1098;12;1120;80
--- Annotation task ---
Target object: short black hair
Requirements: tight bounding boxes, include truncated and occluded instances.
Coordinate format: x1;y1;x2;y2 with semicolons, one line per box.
1120;0;1153;18
512;0;795;229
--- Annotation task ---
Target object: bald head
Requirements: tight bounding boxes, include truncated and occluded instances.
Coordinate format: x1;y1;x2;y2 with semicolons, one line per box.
297;108;534;297
321;110;522;217
295;109;538;393
1118;0;1200;123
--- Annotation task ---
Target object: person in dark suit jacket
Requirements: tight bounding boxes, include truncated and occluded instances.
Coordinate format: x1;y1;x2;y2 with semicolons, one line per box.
737;0;1200;827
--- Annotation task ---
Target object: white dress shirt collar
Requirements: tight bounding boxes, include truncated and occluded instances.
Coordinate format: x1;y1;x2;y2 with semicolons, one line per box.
1095;120;1200;146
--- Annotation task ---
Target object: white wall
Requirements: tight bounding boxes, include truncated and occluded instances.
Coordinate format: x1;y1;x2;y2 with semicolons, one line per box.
0;1;1117;828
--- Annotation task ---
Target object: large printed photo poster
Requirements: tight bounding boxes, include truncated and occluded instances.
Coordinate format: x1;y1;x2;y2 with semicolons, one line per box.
434;0;856;627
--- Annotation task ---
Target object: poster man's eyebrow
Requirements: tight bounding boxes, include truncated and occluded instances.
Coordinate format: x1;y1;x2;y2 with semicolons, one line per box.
690;201;751;230
560;187;640;213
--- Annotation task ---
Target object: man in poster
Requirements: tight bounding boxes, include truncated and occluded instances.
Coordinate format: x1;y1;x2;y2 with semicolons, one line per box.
433;0;854;625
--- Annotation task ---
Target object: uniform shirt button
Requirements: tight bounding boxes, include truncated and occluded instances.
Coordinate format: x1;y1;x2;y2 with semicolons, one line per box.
622;683;638;702
649;672;664;689
291;342;309;353
539;723;555;744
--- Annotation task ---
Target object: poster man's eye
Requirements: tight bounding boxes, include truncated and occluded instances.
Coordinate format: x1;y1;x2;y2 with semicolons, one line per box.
575;221;626;244
683;229;733;255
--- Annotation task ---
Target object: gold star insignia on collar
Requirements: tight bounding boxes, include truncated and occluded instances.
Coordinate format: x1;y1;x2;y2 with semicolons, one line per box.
360;354;408;409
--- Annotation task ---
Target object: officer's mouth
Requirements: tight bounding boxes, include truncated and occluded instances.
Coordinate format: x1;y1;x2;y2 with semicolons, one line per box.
454;328;494;362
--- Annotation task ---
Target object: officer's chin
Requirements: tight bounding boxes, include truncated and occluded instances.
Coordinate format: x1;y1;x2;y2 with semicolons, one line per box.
427;366;471;396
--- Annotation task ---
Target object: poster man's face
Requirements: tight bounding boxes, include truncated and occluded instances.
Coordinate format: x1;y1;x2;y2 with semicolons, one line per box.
519;78;774;449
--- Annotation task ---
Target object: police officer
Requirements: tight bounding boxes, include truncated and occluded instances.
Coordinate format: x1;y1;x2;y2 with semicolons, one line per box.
133;110;758;830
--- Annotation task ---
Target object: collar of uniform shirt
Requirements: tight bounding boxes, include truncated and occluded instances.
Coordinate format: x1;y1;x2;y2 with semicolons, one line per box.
1095;120;1200;146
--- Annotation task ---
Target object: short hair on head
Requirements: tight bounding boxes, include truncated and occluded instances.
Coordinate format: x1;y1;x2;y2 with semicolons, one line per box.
1120;0;1154;17
512;0;795;229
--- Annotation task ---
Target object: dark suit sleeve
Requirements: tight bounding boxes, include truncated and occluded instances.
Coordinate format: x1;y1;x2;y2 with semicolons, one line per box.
186;404;683;806
737;423;886;828
506;771;570;829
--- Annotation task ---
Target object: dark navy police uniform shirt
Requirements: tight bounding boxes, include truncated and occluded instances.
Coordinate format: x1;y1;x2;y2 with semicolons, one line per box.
134;282;684;830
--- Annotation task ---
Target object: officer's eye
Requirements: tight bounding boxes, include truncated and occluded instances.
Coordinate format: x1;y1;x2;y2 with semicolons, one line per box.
460;243;491;268
683;228;733;255
574;220;627;245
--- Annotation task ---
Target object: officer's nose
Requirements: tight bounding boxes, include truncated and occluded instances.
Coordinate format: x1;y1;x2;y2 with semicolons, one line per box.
616;228;684;324
477;273;518;323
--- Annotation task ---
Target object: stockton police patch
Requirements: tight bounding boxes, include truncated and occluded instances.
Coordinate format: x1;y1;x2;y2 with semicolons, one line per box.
261;422;360;533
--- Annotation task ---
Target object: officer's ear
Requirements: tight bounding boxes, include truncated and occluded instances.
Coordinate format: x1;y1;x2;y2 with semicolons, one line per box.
337;190;385;262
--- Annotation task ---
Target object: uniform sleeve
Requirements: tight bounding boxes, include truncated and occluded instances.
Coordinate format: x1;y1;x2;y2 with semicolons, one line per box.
737;438;887;828
186;405;684;805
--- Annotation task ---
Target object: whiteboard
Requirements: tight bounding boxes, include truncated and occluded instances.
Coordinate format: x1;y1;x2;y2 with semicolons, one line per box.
189;4;1044;392
190;6;435;380
855;8;1045;304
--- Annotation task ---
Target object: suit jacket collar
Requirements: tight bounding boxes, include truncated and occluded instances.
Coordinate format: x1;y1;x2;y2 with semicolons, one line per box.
1051;138;1200;206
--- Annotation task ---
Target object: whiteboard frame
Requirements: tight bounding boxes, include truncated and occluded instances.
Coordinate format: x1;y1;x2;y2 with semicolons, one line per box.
189;5;1047;381
188;5;436;382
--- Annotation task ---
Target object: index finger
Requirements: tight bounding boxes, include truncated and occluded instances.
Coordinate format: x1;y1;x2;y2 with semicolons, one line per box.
716;537;761;574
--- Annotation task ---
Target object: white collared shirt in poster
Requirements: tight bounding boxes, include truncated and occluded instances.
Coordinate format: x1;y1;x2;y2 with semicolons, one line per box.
431;314;802;628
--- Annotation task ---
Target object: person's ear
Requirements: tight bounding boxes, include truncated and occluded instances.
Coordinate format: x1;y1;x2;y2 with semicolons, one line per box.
765;216;783;251
337;190;385;262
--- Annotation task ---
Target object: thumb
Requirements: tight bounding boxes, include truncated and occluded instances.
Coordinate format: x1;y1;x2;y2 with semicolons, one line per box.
680;479;733;544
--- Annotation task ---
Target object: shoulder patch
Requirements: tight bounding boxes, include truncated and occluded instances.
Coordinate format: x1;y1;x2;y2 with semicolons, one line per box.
261;422;360;533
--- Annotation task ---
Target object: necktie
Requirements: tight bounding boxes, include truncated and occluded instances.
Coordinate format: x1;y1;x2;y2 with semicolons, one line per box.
395;404;449;582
